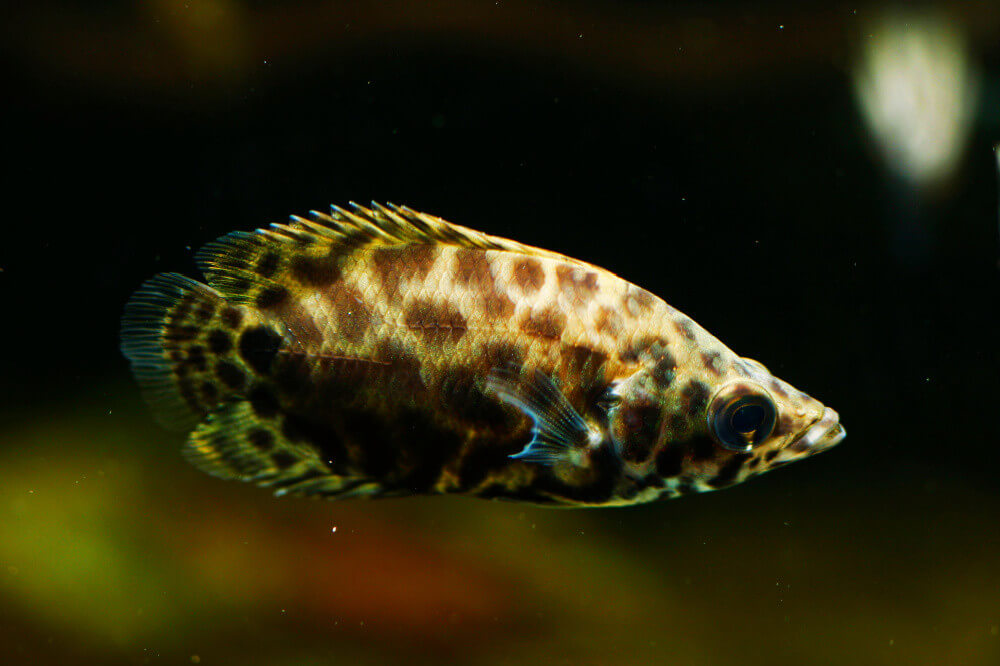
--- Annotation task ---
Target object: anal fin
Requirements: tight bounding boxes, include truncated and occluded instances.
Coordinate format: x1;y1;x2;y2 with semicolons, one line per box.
484;368;602;466
184;401;377;499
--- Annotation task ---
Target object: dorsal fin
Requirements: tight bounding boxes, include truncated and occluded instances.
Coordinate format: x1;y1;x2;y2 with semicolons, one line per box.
194;202;578;303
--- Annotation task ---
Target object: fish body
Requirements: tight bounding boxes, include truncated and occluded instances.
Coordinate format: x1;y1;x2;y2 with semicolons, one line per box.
121;203;844;507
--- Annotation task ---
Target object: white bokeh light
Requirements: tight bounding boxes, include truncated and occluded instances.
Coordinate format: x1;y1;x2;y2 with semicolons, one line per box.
854;14;979;188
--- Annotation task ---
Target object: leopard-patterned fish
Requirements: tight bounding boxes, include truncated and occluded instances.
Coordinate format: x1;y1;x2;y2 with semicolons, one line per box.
120;203;844;507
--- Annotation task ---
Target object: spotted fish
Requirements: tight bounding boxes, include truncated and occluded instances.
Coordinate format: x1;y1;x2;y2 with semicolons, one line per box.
120;203;844;507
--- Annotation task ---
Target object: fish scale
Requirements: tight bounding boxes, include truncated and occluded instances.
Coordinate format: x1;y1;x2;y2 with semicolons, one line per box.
121;202;844;507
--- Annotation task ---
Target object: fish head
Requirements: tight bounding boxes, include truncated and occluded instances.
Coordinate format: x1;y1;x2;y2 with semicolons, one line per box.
608;335;844;494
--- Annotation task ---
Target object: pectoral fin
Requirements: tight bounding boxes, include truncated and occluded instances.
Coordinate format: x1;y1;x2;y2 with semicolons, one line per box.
484;368;602;466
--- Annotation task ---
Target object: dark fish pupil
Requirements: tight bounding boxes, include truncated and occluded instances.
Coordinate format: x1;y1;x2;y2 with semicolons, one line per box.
731;403;765;434
710;392;777;451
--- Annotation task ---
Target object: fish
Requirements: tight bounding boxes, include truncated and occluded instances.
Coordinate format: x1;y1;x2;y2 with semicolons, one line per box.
120;202;845;507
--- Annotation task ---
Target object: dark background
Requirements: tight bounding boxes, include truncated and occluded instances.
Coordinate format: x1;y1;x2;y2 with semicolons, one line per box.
1;2;998;665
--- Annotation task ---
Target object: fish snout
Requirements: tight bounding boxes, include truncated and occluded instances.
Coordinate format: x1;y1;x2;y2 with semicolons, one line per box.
788;407;845;455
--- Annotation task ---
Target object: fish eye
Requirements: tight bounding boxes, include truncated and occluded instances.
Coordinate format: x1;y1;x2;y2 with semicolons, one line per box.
709;388;777;452
597;383;622;411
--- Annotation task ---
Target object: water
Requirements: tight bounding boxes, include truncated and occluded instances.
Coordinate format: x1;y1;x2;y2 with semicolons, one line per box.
2;2;998;664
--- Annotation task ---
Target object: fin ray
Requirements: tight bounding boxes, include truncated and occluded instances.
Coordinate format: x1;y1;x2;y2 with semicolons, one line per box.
484;368;601;466
184;401;390;499
193;202;584;303
121;273;233;430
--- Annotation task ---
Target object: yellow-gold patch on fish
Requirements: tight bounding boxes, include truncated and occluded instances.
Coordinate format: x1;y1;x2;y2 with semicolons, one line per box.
121;203;844;507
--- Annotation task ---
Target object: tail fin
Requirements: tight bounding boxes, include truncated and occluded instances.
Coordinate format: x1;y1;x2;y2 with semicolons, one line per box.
120;273;282;430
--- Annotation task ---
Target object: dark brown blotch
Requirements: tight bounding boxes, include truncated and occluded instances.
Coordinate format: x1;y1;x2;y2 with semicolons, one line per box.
440;367;511;431
271;450;297;471
555;264;599;305
372;248;403;295
227;277;253;295
393;408;466;493
165;325;198;343
688;433;716;460
404;298;468;345
340;408;395;478
255;285;290;309
272;355;311;394
279;304;323;347
512;258;544;294
566;345;609;377
616;403;662;464
256;252;281;279
623;336;676;388
291;254;340;287
622;335;669;362
676;480;698;495
208;329;232;355
773;414;795;438
519;307;566;341
674;318;697;341
194;302;214;323
407;244;438;277
630;288;655;310
373;339;423;388
328;284;374;343
281;413;347;472
172;298;193;322
453;248;494;289
221;307;243;329
239;326;282;374
655;444;684;478
623;286;656;317
452;248;517;319
186;345;207;371
666;413;687;436
701;350;722;376
707;453;751;488
249;385;280;418
595;306;623;337
199;380;218;404
458;441;521;492
215;360;246;390
248;428;275;453
480;292;516;319
681;380;710;414
371;245;438;296
480;342;525;373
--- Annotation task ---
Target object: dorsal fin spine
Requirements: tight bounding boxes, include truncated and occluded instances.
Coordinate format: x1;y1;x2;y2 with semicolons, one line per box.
193;202;598;305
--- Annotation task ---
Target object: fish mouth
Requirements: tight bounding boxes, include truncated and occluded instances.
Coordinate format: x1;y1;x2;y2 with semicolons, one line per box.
787;407;845;455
